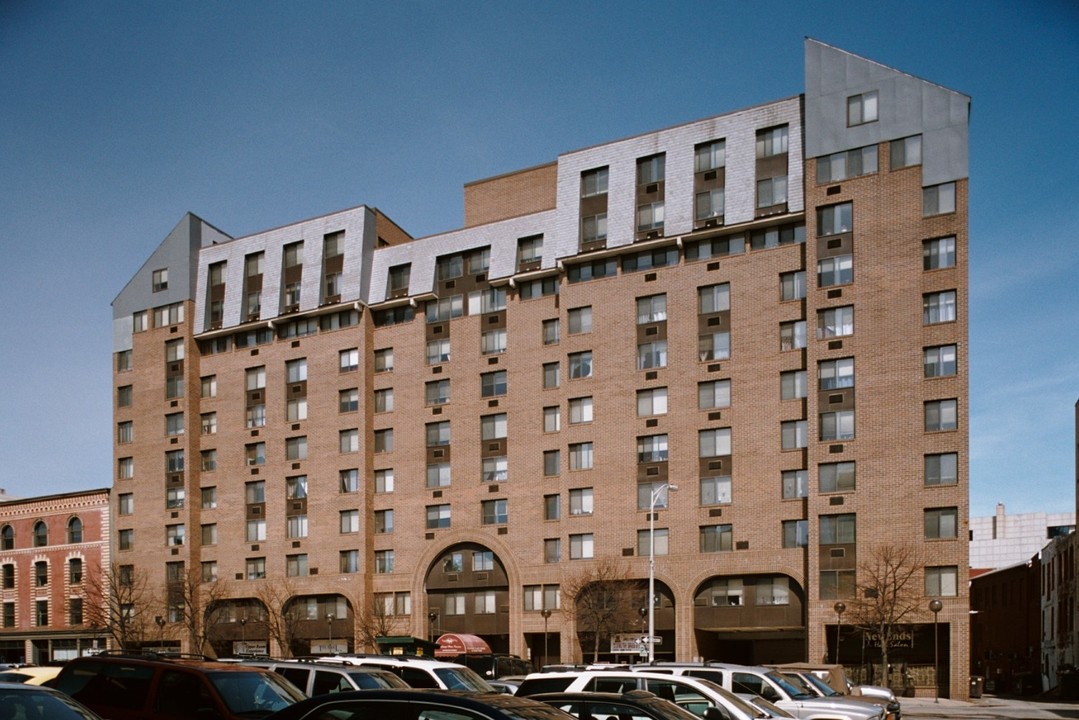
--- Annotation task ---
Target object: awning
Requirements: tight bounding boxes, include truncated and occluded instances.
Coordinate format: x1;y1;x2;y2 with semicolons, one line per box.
435;632;491;657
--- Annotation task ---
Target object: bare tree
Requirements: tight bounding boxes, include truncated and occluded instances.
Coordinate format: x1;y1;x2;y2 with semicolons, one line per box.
169;567;228;657
561;557;645;663
355;593;406;652
256;580;304;657
848;543;924;690
83;563;157;650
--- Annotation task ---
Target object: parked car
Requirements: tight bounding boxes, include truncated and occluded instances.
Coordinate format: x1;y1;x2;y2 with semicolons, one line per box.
319;654;496;691
516;669;764;720
768;665;896;704
771;669;899;720
240;658;409;695
51;651;305;720
531;689;706;720
737;694;795;718
0;682;105;720
458;653;535;679
262;688;575;720
0;665;63;685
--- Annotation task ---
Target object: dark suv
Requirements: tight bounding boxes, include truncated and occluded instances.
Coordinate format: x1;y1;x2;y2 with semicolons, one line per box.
52;652;305;720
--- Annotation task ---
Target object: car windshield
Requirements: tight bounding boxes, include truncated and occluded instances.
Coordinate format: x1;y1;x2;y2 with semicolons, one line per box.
797;672;840;697
208;670;305;716
764;671;810;699
0;688;101;720
349;671;409;689
681;677;765;718
434;666;496;692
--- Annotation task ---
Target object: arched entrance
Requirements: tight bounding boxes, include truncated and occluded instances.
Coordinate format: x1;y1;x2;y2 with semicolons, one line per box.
424;542;510;654
693;574;806;664
570;575;674;664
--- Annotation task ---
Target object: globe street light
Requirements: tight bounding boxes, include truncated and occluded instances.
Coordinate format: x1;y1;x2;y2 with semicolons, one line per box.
648;483;677;663
540;609;552;668
929;599;943;703
239;616;247;655
326;613;335;652
833;601;846;665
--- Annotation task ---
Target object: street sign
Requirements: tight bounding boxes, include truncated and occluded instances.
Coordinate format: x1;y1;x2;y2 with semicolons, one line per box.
641;636;663;645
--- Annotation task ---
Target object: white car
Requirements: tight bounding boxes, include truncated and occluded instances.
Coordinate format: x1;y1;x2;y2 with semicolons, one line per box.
317;654;494;691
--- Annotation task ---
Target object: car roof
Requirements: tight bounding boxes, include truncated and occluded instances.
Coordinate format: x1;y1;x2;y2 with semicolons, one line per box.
273;688;564;717
66;653;278;673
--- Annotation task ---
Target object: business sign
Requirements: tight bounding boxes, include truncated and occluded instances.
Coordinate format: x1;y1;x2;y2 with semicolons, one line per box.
610;633;643;654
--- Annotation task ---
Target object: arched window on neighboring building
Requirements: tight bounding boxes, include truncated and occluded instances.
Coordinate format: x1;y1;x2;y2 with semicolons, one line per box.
33;521;48;548
0;526;12;551
67;517;83;544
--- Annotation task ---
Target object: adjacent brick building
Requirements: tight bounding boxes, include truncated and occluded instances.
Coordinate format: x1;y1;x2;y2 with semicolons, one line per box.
111;40;971;696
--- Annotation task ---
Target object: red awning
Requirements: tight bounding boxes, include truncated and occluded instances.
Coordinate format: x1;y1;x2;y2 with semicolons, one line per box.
435;632;491;657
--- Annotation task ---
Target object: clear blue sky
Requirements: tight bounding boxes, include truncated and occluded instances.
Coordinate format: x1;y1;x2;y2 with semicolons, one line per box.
1;1;1077;518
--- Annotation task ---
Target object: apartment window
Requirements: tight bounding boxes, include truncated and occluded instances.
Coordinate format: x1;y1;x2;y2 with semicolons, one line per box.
118;457;134;479
783;519;808;548
818;255;853;287
700;475;732;505
0;527;12;551
637;435;668;463
286;475;308;500
544;538;561;563
152;268;168;292
698;332;730;362
336;387;359;413
116;385;133;408
165;338;185;362
817;202;853;236
339;348;359;373
847;90;878;126
542;362;560;389
637;387;668;416
567;259;617;283
424;421;450;448
1;566;12;591
481;413;507;441
118;493;134;516
782;469;808;499
285;436;308;461
340;509;360;534
924;236;956;270
373;388;393;413
425;295;464;323
781;420;807;450
698;380;731;410
523;584;561;612
924;291;958;325
35;601;48;627
890;135;922;169
427;339;451;365
819;358;855;389
699;427;731;458
426;380;450;406
820;462;856;493
284;554;308;578
780;271;806;301
923;182;957;216
520;277;559;299
924;345;957;378
245;557;266;580
542;319;560;346
117;421;133;444
637;528;669;557
544;494;560;521
443;553;464;573
817;306;854;338
700;524;733;553
426;504;451;530
444;594;466;616
118;529;133;551
481;499;508;525
285;358;307;384
34;561;47;587
925;399;958;432
757;175;788;208
374;468;393;493
387;263;411;297
820;410;855;441
568;352;592;379
543;406;561;433
638;341;668;370
339;550;360;574
569;443;593;471
543;450;561;477
285;514;308;539
201;524;217;546
816;145;878;183
581;213;607;245
568;306;592;334
481;371;508;398
568;487;594;516
699;283;730;314
780;320;807;351
695;139;726;171
517;235;543;268
636;295;667;325
482;456;508;483
165;450;184;473
198;561;217;583
780;370;807;400
243;442;265;468
474;590;497;615
756;125;788;157
245;480;266;504
925;453;959;486
569;397;593;425
374;429;393;453
200;446;216;469
166;487;185;509
285;396;307;422
569;533;594;560
201;487;217;508
374;348;394;372
244;518;266;542
695;188;725;221
925;507;958;539
637;201;665;233
925;566;959;597
820;514;856;544
165;524;185;546
581;166;608;197
480;328;507;355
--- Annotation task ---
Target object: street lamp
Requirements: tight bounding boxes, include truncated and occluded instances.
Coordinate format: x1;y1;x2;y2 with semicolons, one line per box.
540;609;552;668
833;601;846;665
428;611;439;642
929;599;943;703
326;613;335;652
647;483;677;664
239;616;247;655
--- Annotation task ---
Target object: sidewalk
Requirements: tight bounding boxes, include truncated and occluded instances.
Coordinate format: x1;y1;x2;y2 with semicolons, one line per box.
901;694;1079;719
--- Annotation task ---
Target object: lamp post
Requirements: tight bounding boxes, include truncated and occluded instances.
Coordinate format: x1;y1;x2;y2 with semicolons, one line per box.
428;611;439;642
155;615;166;647
647;483;677;664
833;601;846;665
929;599;942;703
540;609;552;668
239;616;247;655
326;613;335;652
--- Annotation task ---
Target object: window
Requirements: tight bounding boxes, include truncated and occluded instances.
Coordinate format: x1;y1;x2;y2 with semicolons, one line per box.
517;235;543;268
33;521;47;547
568;306;592;334
34;561;47;587
637;387;668;416
705;579;743;606
581;213;607;245
481;371;507;397
780;271;806;301
1;566;12;590
925;507;958;539
543;450;561;477
820;410;855;441
166;487;185;509
700;524;733;553
698;380;731;410
284;554;308;578
695;187;725;221
443;553;464;573
816;145;878;183
581;167;608;197
781;420;807;450
636;295;667;325
783;519;808;548
118;457;134;479
780;320;806;351
544;494;560;521
700;475;732;505
568;352;592;379
425;295;464;323
339;469;359;494
426;504;451;530
925;453;958;486
924;345;957;378
338;428;360;453
339;509;360;534
117;421;133;444
285;358;307;384
479;328;507;355
245;480;266;504
118;493;134;515
335;387;359;413
823;571;855;601
339;348;359;373
374;429;393;453
757;175;787;208
426;380;450;406
819;357;855;389
543;406;560;433
637;434;668;463
569;442;593;471
569;533;594;560
372;509;393;534
481;499;508;525
637;341;668;369
426;421;451;447
374;348;394;372
373;388;394;413
116;349;133;372
782;469;808;499
375;551;394;574
118;529;133;550
246;557;266;580
924;236;956;270
286;514;308;539
923;182;957;216
427;339;451;365
890;135;922;169
201;487;217;509
542;319;560;345
637;200;664;233
482;456;508;483
569;488;594;516
638;528;669;556
544;538;561;563
780;370;807;400
757;576;791;606
925;566;959;597
520;277;559;299
201;524;217;545
481;413;507;440
286;436;308;461
524;584;561;612
820;462;856;493
698;284;730;315
817;305;854;338
66;517;82;543
925;399;958;431
924;290;957;325
166;450;184;473
201;450;217;472
820;514;856;544
35;600;48;627
543;362;560;389
847;90;878;125
756;125;788;157
285;475;307;500
818;255;853;287
698;332;730;362
817;202;853;236
374;469;393;493
696;139;726;172
166;524;185;546
569;397;593;425
699;428;731;457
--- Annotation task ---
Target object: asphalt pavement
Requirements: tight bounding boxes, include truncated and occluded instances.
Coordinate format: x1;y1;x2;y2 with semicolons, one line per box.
900;695;1079;719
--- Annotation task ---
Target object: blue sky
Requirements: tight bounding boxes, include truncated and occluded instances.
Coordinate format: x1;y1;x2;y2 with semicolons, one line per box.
1;1;1076;517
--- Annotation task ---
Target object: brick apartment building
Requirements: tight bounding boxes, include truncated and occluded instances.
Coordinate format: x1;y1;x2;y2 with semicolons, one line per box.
0;489;111;663
111;40;971;696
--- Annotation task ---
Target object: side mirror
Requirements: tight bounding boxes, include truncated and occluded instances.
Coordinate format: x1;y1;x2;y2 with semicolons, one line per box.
703;706;731;720
761;686;780;703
